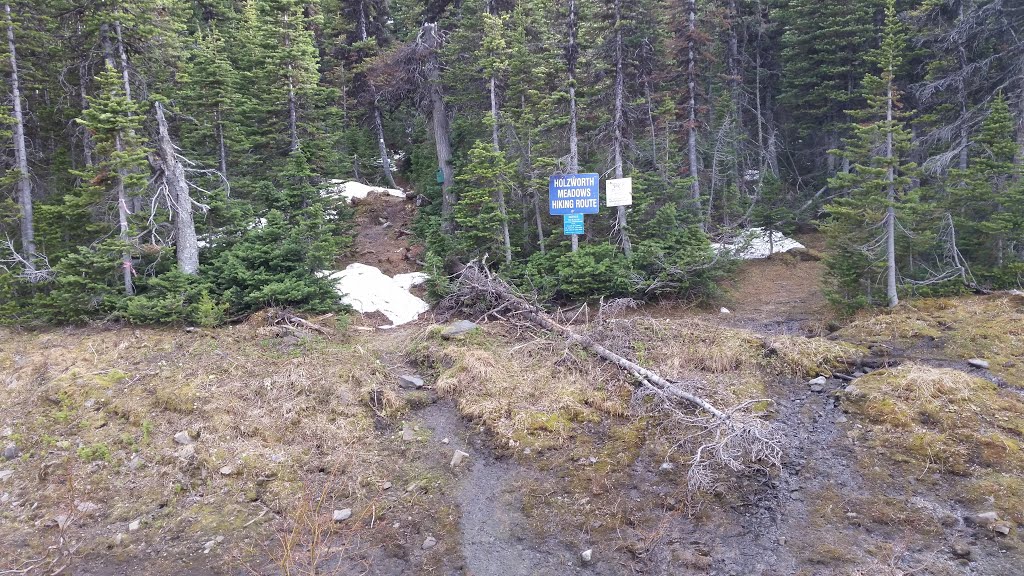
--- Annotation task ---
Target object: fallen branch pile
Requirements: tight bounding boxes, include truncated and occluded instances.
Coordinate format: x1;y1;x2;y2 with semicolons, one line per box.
440;262;782;493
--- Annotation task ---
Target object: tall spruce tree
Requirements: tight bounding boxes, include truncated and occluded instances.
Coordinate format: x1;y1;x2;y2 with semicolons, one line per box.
825;0;916;309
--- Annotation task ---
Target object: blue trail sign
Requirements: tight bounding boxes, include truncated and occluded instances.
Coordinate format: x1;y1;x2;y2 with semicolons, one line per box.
563;213;584;235
549;173;600;215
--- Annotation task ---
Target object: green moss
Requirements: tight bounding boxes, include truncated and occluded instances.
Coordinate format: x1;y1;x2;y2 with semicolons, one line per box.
95;369;129;388
77;443;112;462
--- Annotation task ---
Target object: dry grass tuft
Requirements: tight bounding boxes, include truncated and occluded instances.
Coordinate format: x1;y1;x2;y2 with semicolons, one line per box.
764;335;862;378
423;327;625;449
844;363;1024;493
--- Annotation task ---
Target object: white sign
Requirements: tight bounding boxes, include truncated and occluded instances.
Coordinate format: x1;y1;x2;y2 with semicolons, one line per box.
606;178;633;207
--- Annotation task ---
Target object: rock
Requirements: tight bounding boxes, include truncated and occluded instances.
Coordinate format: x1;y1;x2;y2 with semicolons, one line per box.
967;358;990;370
176;444;196;460
836;415;848;423
399;374;425;389
203;539;216;553
422;536;437;550
381;481;392;490
992;521;1013;535
0;470;12;482
843;384;864;398
173;431;193;445
76;501;100;514
128;520;141;532
659;462;675;472
951;540;972;559
810;384;824;393
128;456;143;471
219;465;236;476
402;422;416;442
441;437;450;445
852;370;865;378
971;511;1000;527
3;444;20;460
450;450;469;469
114;533;124;546
719;307;731;315
441;320;478;340
580;549;593;564
808;376;827;386
333;508;352;522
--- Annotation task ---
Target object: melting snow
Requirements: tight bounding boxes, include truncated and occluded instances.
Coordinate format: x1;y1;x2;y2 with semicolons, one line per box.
321;180;406;203
321;263;429;328
712;227;805;260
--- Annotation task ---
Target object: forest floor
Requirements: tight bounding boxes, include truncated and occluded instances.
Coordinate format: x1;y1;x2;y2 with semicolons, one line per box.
2;234;1024;575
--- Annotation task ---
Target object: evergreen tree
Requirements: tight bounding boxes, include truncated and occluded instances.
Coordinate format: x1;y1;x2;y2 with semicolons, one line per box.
824;0;916;309
947;94;1024;284
73;64;150;295
778;0;881;181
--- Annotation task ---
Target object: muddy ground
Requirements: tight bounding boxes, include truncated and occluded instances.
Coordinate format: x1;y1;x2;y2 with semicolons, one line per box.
2;235;1023;576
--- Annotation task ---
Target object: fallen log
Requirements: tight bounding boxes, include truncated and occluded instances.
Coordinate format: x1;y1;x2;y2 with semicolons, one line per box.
441;262;782;493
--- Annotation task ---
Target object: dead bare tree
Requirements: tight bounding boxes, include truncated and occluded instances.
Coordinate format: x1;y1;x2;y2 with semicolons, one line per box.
5;2;35;276
152;101;199;275
440;262;782;493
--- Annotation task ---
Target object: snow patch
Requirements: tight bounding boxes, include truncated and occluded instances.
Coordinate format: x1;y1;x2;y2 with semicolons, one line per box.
321;263;429;328
393;272;430;291
712;227;805;260
321;180;406;204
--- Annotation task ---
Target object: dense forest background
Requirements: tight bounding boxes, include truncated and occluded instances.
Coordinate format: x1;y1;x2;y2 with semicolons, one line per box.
0;0;1022;323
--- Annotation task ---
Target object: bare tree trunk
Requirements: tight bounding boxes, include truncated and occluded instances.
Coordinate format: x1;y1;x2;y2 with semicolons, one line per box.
885;79;899;308
154;102;199;275
113;21;131;100
533;188;546;254
78;27;94;168
489;73;513;264
421;23;455;234
359;7;399;190
956;2;969;171
101;23;135;295
611;0;632;257
686;0;703;229
373;104;398;188
114;132;134;296
6;2;34;273
567;0;580;251
484;0;513;265
725;0;744;201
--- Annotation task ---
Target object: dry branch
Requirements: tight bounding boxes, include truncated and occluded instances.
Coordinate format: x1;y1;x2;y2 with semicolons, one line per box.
440;262;782;492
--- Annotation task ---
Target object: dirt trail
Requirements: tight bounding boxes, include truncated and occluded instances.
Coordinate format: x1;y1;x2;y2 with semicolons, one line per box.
410;401;595;576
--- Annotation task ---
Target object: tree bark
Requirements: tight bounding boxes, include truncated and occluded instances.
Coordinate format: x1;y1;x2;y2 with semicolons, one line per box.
373;104;398;188
6;2;35;273
486;3;513;264
611;0;632;256
102;23;135;295
114;131;135;296
421;23;455;234
567;0;580;251
359;7;399;190
686;0;703;228
885;77;899;308
154;101;200;275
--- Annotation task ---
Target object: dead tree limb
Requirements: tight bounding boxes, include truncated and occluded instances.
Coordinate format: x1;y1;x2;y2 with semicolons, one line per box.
441;262;782;492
